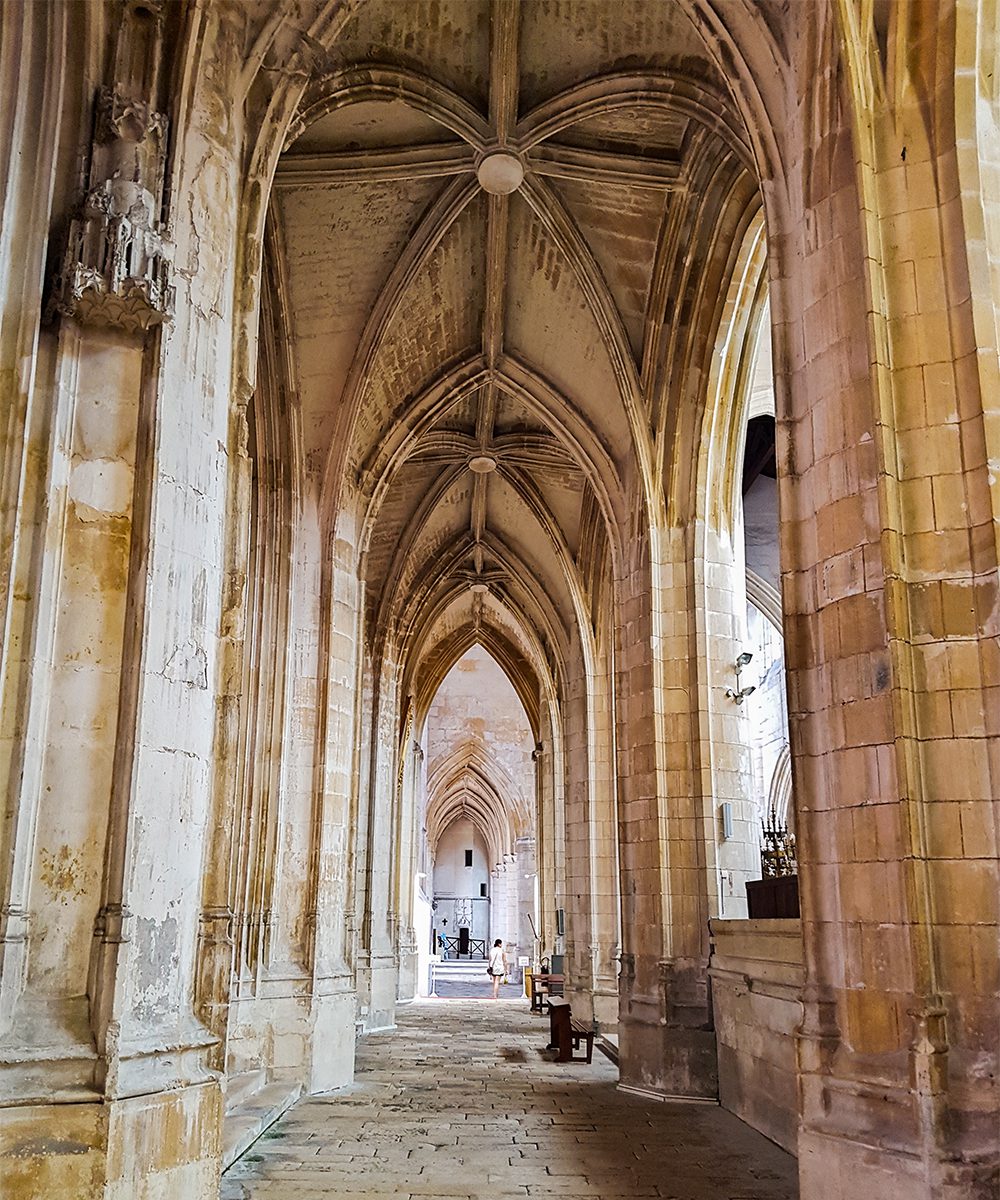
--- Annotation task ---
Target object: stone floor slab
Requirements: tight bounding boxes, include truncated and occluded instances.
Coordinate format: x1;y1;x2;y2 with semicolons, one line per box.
221;999;798;1200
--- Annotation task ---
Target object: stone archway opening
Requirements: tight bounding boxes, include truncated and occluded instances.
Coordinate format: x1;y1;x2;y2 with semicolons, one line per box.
738;299;794;847
415;643;537;1000
432;817;492;960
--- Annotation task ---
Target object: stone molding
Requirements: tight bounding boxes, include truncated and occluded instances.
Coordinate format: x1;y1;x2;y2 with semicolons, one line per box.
0;906;28;945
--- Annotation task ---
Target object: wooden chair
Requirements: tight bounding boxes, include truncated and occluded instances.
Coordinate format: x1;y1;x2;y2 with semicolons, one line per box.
530;972;564;1013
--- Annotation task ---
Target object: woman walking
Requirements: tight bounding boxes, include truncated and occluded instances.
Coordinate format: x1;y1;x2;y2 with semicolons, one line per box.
488;938;507;999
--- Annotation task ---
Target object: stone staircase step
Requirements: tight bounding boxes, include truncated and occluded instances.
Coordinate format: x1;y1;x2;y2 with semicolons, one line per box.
223;1080;302;1169
224;1068;268;1114
431;969;491;982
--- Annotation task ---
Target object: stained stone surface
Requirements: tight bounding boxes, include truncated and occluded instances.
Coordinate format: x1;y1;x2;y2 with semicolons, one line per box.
221;1000;797;1199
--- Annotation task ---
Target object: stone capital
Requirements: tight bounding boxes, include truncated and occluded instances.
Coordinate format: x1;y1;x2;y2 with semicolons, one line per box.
93;903;133;945
0;905;29;944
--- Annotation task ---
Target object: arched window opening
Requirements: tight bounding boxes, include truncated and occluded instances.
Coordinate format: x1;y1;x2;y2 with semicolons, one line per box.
737;302;796;892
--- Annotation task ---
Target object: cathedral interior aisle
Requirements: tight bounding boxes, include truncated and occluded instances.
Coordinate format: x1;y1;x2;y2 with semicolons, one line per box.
1;3;997;1198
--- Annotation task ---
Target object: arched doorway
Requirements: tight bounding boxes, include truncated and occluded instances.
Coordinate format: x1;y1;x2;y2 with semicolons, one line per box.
415;643;537;992
432;816;492;959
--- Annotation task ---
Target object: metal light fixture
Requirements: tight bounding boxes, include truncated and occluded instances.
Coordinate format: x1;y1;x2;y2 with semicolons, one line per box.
725;651;756;704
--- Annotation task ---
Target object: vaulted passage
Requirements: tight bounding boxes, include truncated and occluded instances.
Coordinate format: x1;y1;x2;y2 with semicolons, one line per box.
2;2;999;1200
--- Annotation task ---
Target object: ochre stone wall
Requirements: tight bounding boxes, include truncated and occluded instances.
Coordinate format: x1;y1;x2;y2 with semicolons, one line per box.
709;919;804;1154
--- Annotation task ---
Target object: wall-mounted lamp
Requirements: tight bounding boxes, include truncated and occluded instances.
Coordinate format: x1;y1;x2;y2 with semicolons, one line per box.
725;651;756;704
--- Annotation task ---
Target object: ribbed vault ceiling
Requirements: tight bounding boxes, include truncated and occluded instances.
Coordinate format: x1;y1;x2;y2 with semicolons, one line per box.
266;0;754;687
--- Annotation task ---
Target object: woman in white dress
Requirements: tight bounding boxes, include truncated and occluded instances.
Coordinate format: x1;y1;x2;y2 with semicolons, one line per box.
488;939;507;999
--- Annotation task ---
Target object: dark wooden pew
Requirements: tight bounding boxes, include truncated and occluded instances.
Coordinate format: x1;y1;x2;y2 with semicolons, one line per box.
546;996;594;1063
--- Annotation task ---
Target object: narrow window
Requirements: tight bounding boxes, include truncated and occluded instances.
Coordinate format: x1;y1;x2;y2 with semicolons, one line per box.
480;883;487;897
464;849;473;867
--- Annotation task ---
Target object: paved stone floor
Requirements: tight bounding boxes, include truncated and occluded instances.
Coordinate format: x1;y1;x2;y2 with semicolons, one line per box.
222;999;798;1200
428;977;520;999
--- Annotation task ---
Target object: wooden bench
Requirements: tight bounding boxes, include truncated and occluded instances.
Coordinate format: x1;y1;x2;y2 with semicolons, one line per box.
546;997;594;1064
